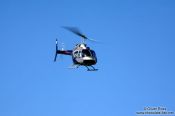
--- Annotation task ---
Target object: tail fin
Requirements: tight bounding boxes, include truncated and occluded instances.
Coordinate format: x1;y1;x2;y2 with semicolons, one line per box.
54;39;58;62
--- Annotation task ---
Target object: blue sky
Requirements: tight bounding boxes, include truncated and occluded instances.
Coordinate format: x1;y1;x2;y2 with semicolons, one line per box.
0;0;175;115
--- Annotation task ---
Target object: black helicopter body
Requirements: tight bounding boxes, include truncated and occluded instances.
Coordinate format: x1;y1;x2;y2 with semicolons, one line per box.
54;27;98;71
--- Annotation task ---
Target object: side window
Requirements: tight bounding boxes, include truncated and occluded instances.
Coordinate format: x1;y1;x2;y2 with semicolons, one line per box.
74;51;78;57
74;51;82;58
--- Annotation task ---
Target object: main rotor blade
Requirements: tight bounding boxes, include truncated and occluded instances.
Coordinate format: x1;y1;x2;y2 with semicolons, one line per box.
62;26;88;39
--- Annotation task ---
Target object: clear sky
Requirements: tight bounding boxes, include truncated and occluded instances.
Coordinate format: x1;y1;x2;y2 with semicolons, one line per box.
0;0;175;116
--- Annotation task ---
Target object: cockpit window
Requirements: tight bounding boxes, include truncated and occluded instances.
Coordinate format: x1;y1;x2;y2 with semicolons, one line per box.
90;50;96;57
82;50;91;57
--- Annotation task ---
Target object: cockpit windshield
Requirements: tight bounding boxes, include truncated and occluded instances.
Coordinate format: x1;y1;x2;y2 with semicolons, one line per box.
82;50;91;57
90;50;96;57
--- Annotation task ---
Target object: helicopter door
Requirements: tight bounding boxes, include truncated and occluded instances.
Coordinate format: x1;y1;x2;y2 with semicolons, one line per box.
78;51;82;58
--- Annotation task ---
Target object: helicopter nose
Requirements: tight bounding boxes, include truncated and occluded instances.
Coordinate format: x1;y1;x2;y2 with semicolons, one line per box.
83;56;96;65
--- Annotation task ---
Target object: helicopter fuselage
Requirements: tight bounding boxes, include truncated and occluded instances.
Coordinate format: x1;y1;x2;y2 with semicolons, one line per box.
54;26;98;71
72;44;97;66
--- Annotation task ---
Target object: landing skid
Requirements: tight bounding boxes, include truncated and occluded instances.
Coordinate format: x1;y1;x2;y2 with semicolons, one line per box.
69;64;98;71
85;66;98;71
68;64;80;69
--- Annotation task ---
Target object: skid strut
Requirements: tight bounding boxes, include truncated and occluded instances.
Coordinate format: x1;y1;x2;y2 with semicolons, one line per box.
85;66;98;71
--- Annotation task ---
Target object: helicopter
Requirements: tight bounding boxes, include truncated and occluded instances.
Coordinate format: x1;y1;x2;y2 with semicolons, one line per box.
54;27;98;71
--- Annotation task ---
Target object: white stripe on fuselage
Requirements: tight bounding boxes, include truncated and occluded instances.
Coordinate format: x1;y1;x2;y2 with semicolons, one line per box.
76;56;94;63
82;56;93;60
